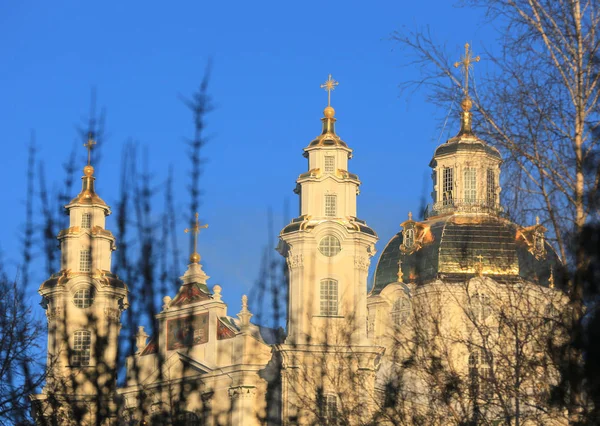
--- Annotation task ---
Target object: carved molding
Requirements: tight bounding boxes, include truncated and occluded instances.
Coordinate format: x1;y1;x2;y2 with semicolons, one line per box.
228;386;256;400
104;307;121;322
287;253;304;269
354;256;370;272
47;306;63;321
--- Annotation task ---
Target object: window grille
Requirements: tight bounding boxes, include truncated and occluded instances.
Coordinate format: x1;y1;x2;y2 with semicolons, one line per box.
486;169;496;206
469;348;492;399
391;297;411;325
324;156;335;173
72;330;91;366
464;168;477;203
81;213;92;229
80;250;91;272
73;288;94;308
324;394;338;423
320;279;338;316
403;228;415;248
318;235;341;257
443;167;454;205
325;194;337;217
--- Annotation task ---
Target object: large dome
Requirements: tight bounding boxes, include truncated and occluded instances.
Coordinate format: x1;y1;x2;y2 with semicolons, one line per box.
371;213;563;295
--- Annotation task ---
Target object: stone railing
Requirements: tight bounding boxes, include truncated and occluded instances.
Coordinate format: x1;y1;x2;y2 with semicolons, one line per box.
424;198;505;219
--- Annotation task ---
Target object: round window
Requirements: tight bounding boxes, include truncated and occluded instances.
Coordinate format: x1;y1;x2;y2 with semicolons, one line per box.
73;288;95;309
318;235;341;257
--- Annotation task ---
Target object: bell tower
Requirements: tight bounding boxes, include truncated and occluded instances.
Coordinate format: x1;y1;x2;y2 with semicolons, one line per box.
276;76;383;425
33;134;129;425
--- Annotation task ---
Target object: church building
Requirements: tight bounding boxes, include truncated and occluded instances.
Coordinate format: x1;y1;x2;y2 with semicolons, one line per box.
31;45;566;425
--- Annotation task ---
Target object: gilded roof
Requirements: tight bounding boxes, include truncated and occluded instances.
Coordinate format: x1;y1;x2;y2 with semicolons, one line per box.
371;214;563;295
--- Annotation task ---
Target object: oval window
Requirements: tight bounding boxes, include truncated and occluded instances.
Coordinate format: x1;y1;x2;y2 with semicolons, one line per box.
318;235;341;257
73;288;95;309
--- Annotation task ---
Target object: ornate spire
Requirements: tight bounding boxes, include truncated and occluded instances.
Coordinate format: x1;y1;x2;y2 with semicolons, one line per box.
454;43;480;136
184;212;208;264
237;295;253;332
68;132;108;207
309;74;347;147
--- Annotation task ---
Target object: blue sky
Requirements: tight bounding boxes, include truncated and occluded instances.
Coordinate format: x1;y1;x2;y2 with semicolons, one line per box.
0;1;498;317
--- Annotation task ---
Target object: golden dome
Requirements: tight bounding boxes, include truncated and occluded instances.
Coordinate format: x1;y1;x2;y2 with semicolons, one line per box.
324;106;335;119
84;165;95;177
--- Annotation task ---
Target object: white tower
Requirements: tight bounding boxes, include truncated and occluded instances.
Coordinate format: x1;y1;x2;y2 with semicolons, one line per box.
277;76;383;425
33;135;129;425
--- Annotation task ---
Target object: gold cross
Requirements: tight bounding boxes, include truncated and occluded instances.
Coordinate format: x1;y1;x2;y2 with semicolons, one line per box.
320;74;339;107
454;43;480;97
83;132;97;166
184;213;208;259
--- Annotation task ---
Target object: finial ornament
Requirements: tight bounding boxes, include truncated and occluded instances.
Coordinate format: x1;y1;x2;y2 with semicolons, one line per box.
408;211;413;221
82;132;97;177
397;258;403;282
454;43;480;107
184;212;208;264
320;74;339;107
84;132;97;167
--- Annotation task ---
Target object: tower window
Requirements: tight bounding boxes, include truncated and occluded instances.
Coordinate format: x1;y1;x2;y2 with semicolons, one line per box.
325;194;337;217
464;168;477;203
320;279;338;316
443;167;454;205
81;212;92;229
469;348;492;399
318;235;341;257
391;297;411;326
324;394;338;422
80;250;91;272
403;228;415;249
72;330;91;367
73;288;94;309
486;169;496;206
324;156;335;173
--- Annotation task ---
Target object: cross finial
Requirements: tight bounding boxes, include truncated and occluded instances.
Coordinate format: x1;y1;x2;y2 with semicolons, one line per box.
184;212;208;263
454;43;480;99
408;211;413;221
83;131;97;166
397;258;403;282
320;74;339;107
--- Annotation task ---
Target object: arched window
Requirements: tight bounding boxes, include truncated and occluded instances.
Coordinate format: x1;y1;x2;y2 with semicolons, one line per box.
79;249;91;272
72;330;91;367
463;167;477;203
73;287;94;309
470;293;492;322
321;393;338;424
320;279;338;316
81;212;92;229
318;235;341;257
486;169;496;206
325;194;337;217
403;228;415;249
443;167;454;205
324;155;335;173
469;348;493;399
391;297;411;326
